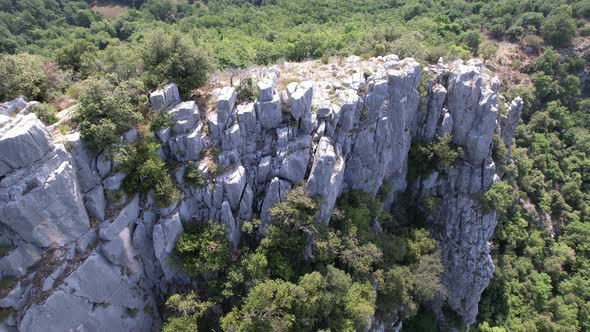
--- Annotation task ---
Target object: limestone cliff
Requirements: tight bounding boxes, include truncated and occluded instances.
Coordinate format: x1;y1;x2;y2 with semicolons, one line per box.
0;55;522;331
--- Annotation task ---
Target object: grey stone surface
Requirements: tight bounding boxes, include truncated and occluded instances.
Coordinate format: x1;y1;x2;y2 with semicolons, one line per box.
216;86;237;127
0;114;53;177
85;184;106;222
220;201;240;250
153;212;184;281
256;93;282;129
99;195;140;241
0;243;41;277
0;146;90;248
500;97;523;149
0;97;27;116
223;165;247;210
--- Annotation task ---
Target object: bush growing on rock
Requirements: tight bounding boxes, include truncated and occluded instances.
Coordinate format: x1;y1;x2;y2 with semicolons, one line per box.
479;181;514;214
236;77;259;102
183;163;205;187
77;78;143;152
175;223;231;278
408;135;464;179
116;138;180;207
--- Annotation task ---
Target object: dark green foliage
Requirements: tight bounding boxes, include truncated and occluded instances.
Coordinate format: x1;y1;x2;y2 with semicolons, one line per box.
162;292;212;332
235;77;258;102
0;54;67;102
492;134;508;162
76;78;143;152
479;182;514;214
463;31;481;54
183;163;205;187
264;187;323;278
140;30;210;95
541;5;577;48
408;134;464;179
56;40;97;73
175;223;230;278
149;111;172;132
221;267;376;332
116;138;180;207
30;103;58;125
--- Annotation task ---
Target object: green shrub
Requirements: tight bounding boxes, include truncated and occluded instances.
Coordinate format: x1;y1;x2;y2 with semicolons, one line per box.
236;77;258;102
117;139;179;207
77;78;143;153
492;134;508;162
184;162;205;187
522;35;544;54
150;111;172;132
162;292;211;332
479;182;514;214
408;134;464;179
0;54;67;102
30;103;58;125
542;5;577;48
175;223;230;278
463;31;481;54
141;30;210;96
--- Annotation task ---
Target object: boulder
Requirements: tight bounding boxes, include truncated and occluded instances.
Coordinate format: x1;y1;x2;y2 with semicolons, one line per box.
279;146;310;183
0;114;53;177
0;97;27;116
153;212;184;281
220;201;240;250
256;93;282;129
237;102;257;136
223;165;247;211
216;87;237;127
85;185;106;222
0;243;41;277
99;195;140;241
0;147;90;248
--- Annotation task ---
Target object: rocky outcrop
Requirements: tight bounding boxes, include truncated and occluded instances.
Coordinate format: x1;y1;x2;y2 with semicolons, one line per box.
0;114;160;331
0;56;521;330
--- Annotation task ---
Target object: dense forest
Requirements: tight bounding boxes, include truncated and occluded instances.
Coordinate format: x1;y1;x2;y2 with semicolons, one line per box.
1;0;590;330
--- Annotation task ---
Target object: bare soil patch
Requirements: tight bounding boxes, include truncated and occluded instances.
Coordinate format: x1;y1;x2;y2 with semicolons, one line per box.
90;1;129;19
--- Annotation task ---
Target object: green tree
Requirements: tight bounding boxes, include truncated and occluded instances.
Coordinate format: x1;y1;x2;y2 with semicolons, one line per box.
480;181;515;214
463;31;481;55
141;30;210;96
56;40;97;73
0;54;66;102
162;292;212;332
542;5;577;48
175;223;230;278
76;78;143;152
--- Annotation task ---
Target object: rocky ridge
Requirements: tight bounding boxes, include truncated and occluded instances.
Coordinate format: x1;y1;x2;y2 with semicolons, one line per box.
0;55;522;331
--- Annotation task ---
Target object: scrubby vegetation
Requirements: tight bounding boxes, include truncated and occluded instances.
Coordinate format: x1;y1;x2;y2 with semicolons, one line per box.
408;134;464;179
163;186;445;330
115;138;180;207
477;45;590;332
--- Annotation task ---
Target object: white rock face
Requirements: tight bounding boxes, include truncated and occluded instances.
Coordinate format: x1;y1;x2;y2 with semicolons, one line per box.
0;114;54;177
0;116;89;248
